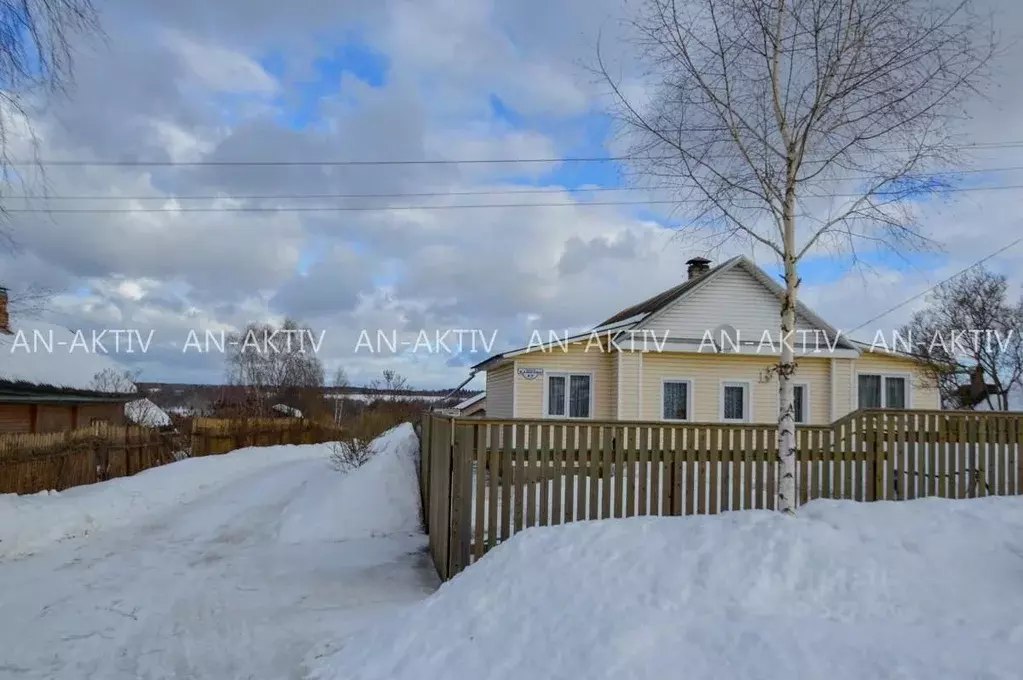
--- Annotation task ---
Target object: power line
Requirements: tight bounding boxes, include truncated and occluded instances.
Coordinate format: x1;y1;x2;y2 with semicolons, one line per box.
846;236;1023;335
7;182;1023;214
13;139;1023;167
11;165;1023;202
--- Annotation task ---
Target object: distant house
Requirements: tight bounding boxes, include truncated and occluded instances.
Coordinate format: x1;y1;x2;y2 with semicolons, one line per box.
125;398;173;429
271;403;303;418
0;288;135;434
473;256;940;424
454;392;486;417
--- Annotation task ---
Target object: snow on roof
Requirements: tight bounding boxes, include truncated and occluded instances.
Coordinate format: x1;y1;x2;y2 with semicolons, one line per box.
272;403;303;418
125;398;172;428
0;320;136;393
455;392;485;410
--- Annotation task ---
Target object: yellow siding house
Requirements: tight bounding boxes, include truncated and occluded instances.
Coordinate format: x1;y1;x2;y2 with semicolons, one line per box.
473;256;939;424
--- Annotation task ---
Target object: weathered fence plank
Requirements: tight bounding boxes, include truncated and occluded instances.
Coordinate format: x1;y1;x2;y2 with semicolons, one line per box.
423;410;1023;580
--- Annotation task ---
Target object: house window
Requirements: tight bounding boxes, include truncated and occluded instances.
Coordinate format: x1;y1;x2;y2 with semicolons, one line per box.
546;373;591;418
721;381;750;422
785;384;810;421
858;374;908;409
662;380;692;421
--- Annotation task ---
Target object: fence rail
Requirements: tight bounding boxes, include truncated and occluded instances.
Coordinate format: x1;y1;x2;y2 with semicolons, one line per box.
420;409;1023;580
189;417;345;456
0;423;177;494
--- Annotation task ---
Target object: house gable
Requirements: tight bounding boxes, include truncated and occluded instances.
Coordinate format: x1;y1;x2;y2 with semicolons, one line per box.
634;259;846;349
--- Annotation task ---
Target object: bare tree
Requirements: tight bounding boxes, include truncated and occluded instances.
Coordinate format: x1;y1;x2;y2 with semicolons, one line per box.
224;318;325;416
89;367;139;393
369;369;410;394
901;267;1022;410
331;366;349;424
5;283;52;316
600;0;993;513
0;0;100;245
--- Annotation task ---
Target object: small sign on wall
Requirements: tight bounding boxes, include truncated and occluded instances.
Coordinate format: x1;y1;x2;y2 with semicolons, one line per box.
517;367;544;381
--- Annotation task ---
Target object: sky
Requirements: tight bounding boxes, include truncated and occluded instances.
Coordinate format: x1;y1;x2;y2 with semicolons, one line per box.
1;0;1022;390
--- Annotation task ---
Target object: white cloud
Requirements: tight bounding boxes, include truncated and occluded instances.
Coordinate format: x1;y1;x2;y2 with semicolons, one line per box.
4;0;1022;390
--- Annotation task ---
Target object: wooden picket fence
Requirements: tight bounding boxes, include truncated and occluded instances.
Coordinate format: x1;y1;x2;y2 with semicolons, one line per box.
190;417;345;456
0;423;177;494
420;409;1023;580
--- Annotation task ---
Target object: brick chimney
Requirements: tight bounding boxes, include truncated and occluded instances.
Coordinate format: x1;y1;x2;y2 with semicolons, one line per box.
0;286;9;334
686;257;712;280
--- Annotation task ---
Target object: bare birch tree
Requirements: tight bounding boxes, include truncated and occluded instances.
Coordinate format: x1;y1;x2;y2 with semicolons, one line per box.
600;0;994;513
225;319;325;416
0;0;100;245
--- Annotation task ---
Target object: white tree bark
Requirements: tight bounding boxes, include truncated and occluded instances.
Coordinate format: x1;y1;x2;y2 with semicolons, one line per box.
777;192;798;515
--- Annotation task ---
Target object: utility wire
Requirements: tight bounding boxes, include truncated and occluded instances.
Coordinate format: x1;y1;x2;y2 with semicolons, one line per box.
11;165;1023;202
13;139;1023;167
7;182;1023;214
846;236;1023;335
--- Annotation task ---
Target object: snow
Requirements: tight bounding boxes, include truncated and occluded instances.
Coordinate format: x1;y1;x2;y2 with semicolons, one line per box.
310;497;1023;680
124;397;172;427
272;402;303;417
325;392;445;403
454;391;485;410
279;424;422;543
0;423;437;679
0;319;136;392
1;441;341;559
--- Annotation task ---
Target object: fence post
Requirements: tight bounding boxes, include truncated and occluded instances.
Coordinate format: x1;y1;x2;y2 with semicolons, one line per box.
420;414;432;533
448;421;473;577
870;413;884;501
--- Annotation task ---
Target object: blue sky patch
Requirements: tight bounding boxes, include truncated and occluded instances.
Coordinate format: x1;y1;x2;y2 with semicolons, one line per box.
260;36;389;130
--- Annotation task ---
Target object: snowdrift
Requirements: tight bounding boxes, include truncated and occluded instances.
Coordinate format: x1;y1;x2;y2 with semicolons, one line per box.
278;423;422;543
310;497;1023;680
0;442;335;559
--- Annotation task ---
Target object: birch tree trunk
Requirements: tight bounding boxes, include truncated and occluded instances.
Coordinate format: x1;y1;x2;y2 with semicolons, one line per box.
778;191;798;514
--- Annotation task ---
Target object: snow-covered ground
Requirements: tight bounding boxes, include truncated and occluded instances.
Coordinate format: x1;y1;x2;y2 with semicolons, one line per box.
311;496;1023;680
0;424;438;679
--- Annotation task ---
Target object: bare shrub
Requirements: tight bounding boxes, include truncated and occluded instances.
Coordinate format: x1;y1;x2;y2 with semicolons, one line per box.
330;437;374;472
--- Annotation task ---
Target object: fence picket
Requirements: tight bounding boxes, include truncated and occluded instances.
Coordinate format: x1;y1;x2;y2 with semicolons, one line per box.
709;426;720;515
576;426;588;521
589;426;601;520
565;425;577;523
998;416;1008;496
422;411;1023;580
625;426;636;518
473;425;486;562
637;426;649;515
500;424;513;542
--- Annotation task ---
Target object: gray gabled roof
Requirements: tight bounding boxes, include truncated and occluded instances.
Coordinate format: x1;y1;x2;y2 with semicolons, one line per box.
599;257;739;326
472;255;858;370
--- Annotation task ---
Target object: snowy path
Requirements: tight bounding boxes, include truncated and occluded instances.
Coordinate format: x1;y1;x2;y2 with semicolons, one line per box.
0;450;437;679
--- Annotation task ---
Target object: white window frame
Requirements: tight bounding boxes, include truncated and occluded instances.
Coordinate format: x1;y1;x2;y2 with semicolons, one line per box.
660;378;694;422
856;372;912;409
719;380;752;423
543;372;595;419
777;382;810;424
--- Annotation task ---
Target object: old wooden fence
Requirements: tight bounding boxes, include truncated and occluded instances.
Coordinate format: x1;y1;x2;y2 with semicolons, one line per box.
420;409;1023;580
0;423;177;494
190;417;345;456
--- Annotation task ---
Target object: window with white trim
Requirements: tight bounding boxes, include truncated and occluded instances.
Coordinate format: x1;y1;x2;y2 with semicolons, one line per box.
793;384;807;424
721;382;750;422
546;373;591;418
662;380;692;421
858;374;907;409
